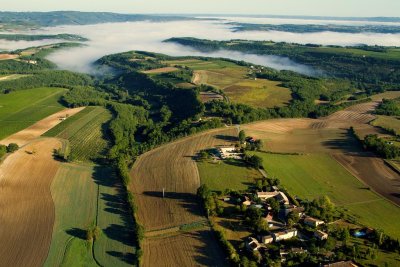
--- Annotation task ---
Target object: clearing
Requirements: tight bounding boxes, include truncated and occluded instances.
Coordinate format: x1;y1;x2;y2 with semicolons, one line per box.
0;138;61;267
130;128;237;266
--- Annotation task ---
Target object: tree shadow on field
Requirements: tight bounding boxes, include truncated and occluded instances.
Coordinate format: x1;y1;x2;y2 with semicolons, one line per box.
66;228;87;240
391;193;400;199
143;191;203;217
190;230;228;266
214;134;238;142
92;166;136;264
107;251;136;265
321;131;367;156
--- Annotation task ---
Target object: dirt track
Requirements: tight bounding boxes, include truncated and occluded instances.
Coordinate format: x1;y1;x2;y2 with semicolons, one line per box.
244;93;400;206
0;138;61;267
130;128;236;266
0;107;84;147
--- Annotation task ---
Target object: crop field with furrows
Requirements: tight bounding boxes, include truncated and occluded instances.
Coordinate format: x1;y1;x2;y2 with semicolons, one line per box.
142;229;227;267
44;106;112;162
0;138;61;267
130;127;237;266
0;87;66;139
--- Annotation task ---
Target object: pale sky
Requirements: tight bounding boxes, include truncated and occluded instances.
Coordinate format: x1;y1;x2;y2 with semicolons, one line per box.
0;0;399;17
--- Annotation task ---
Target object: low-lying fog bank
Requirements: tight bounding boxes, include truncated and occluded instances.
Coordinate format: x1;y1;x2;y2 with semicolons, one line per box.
0;18;399;75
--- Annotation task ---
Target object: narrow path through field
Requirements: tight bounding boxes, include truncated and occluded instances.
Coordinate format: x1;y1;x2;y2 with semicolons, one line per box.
0;138;61;267
130;128;237;266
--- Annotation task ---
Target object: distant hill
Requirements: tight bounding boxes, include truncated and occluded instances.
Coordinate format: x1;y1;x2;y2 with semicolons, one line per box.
0;11;195;27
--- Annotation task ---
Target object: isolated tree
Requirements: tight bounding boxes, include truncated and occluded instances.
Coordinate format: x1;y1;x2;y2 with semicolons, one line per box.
238;130;246;143
6;143;19;153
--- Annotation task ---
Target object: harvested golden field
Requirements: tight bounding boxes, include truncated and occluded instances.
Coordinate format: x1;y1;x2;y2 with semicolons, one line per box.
0;138;61;267
142;229;227;267
0;107;84;146
130;128;236;266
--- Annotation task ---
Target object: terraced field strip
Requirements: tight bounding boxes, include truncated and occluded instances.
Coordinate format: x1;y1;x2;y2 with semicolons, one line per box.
0;138;61;267
130;127;237;266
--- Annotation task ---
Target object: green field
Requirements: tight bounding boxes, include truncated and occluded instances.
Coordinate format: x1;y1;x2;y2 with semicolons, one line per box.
197;159;262;191
225;79;292;108
252;152;400;238
0;87;66;139
165;58;292;108
45;164;136;267
43;106;112;162
371;115;400;135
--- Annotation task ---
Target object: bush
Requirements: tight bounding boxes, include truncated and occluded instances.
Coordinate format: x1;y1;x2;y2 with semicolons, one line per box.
6;143;19;153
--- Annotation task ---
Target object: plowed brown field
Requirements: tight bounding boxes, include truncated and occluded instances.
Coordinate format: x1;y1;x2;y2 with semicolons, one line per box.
130;128;236;266
0;138;61;267
143;229;227;266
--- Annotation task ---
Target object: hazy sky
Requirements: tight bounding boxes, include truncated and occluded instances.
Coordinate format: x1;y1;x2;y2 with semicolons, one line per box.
0;0;399;17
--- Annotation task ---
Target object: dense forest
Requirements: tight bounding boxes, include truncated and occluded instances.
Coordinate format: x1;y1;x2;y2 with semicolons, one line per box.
165;37;400;92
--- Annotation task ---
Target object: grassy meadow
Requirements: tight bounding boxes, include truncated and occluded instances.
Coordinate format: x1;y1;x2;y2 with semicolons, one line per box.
225;79;292;108
197;159;262;191
43;106;112;162
371;115;400;135
252;152;400;238
0;87;66;139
